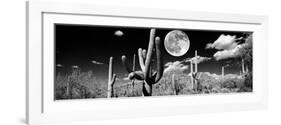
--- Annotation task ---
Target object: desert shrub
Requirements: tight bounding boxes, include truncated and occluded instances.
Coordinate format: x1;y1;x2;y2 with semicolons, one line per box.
221;79;237;89
152;70;194;96
111;80;144;98
55;73;69;99
55;69;108;100
244;72;253;89
237;72;252;92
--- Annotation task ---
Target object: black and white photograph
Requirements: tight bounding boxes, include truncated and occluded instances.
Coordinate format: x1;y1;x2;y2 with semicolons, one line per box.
55;24;253;100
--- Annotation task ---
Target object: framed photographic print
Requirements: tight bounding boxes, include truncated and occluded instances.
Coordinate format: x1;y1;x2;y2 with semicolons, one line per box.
26;1;268;124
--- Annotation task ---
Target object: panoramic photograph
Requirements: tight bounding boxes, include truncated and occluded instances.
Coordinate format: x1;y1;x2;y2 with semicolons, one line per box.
54;24;253;100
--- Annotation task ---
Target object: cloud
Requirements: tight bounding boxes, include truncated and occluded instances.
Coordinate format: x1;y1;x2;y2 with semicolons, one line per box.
213;39;252;61
123;74;130;81
123;77;130;81
164;61;189;73
56;64;64;68
205;34;239;50
186;56;212;64
115;77;120;81
206;34;252;60
114;30;124;37
213;45;241;60
91;60;104;65
223;64;231;67
204;72;221;79
72;65;79;69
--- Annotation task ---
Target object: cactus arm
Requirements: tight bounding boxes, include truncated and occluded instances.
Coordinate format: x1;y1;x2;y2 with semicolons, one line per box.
142;81;152;96
142;82;149;96
142;49;147;60
111;74;117;84
138;48;145;71
197;72;201;80
154;36;163;83
128;71;144;80
121;55;133;73
123;55;145;81
144;29;156;80
192;72;197;79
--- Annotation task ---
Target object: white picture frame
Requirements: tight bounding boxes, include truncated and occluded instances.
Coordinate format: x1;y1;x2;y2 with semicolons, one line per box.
26;1;268;124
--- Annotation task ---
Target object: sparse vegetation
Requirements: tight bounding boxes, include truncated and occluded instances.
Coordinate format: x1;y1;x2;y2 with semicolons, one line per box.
55;69;107;100
55;69;252;100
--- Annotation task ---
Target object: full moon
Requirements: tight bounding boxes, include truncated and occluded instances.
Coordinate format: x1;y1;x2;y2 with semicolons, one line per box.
164;30;190;57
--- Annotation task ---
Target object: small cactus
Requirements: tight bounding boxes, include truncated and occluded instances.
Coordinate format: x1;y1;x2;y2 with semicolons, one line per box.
222;66;225;77
66;76;71;99
107;57;117;98
172;74;180;95
122;29;164;96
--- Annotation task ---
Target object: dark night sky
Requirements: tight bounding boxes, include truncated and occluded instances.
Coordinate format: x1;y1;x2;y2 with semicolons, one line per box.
55;24;249;81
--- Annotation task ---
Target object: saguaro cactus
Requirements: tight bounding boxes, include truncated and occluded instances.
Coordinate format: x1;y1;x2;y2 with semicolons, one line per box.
194;50;198;72
121;29;163;96
189;50;199;90
194;50;198;90
241;58;245;74
107;57;117;98
190;60;194;89
131;54;136;96
222;66;225;77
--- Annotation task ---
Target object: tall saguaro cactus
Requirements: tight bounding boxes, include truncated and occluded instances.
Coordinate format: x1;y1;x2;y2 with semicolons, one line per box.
107;57;117;98
194;50;198;90
131;54;136;96
189;50;199;90
190;60;194;89
121;29;164;96
194;50;198;72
